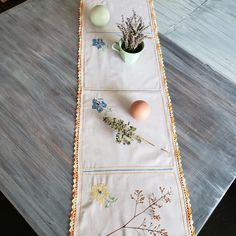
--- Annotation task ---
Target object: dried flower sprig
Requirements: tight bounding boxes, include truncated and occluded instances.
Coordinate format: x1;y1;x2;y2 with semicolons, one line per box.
92;98;155;146
106;187;172;236
117;10;150;53
103;116;142;145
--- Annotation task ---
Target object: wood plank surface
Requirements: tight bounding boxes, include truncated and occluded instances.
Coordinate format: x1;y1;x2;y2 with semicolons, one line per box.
157;0;236;84
155;0;206;34
0;0;235;235
161;35;236;233
0;0;78;235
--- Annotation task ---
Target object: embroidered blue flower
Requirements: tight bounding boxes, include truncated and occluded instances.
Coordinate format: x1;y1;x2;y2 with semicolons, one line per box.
92;98;107;113
92;38;106;50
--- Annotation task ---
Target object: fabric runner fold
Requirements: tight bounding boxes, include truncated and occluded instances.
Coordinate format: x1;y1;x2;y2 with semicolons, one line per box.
69;0;195;235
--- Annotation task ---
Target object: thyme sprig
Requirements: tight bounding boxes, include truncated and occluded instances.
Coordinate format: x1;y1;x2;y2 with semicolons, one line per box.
103;116;142;145
92;98;155;146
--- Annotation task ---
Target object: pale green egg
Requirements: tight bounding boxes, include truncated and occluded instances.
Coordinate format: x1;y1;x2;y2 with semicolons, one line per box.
90;5;110;27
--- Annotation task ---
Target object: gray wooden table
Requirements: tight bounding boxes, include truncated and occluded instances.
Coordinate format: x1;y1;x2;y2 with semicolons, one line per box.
0;0;236;235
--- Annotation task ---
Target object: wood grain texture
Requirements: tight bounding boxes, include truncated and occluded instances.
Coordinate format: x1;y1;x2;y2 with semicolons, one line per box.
161;35;236;234
0;0;78;235
154;0;206;34
0;0;236;235
157;0;236;84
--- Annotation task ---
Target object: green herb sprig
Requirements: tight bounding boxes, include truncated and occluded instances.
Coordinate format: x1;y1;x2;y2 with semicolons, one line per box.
92;98;156;147
103;116;157;146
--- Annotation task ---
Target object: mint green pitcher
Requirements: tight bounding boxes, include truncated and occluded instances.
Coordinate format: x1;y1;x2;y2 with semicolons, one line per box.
112;41;144;64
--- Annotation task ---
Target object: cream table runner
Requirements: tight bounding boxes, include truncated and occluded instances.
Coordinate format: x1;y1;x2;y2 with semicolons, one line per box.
69;0;195;235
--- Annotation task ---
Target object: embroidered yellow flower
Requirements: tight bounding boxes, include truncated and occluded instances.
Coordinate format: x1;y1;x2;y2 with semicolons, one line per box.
91;184;110;205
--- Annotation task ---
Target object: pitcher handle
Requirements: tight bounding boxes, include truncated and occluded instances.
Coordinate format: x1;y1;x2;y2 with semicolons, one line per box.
111;42;120;53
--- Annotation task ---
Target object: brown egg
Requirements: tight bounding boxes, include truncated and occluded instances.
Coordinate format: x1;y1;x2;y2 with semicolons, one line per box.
130;100;151;120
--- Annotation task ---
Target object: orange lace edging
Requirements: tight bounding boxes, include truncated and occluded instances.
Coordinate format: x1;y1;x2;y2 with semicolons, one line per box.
149;0;195;235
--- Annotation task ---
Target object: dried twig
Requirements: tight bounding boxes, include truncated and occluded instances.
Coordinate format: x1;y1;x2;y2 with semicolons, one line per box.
106;188;172;236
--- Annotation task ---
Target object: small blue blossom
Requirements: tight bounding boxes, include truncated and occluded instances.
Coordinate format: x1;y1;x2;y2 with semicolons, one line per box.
92;38;106;50
92;98;107;113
